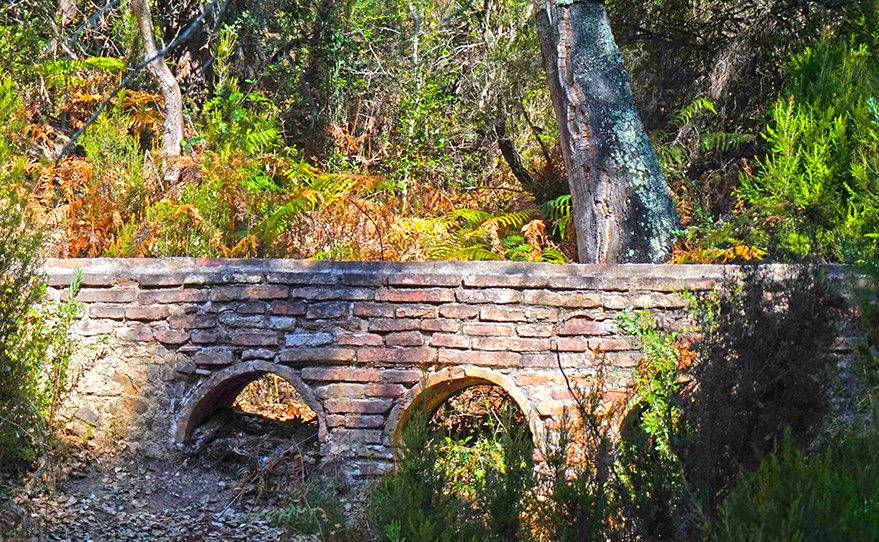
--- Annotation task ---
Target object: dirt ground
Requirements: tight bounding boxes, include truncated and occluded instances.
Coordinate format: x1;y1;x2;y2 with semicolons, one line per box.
0;409;362;542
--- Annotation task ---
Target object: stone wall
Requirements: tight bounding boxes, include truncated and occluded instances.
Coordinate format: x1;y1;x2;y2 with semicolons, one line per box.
43;258;814;474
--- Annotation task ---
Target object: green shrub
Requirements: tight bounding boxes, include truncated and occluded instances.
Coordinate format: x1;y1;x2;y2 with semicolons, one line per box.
714;430;879;542
684;266;844;515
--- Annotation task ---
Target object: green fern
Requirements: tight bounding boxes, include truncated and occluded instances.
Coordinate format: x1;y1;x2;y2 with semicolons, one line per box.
673;96;716;125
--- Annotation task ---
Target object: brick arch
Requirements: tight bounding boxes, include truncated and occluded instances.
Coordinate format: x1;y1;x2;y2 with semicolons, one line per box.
174;360;327;443
385;366;545;453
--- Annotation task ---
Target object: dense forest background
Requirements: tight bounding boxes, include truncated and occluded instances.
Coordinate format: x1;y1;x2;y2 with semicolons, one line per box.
1;0;878;264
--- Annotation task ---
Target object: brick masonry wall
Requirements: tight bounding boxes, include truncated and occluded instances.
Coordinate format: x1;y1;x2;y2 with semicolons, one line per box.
43;258;843;475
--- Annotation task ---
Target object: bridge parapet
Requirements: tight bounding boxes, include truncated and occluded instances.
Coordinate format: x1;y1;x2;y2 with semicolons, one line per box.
44;258;751;474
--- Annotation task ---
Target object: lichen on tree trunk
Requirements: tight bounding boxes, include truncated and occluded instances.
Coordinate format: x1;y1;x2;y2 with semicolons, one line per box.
132;0;184;182
534;0;680;263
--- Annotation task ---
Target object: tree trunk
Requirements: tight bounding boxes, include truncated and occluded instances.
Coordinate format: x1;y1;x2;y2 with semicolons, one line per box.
132;0;183;182
533;0;679;263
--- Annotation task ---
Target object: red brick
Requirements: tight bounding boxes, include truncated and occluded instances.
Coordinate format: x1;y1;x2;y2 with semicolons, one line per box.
480;306;527;322
326;414;346;427
365;383;405;398
385;331;424;347
438;349;521;366
462;322;514;336
524;290;600;308
244;285;290;299
89;303;125;319
553;337;591;352
337;333;383;346
191;329;229;344
280;348;355;363
320;383;367;398
388;274;462;287
125;305;171;321
305;302;348;319
515;373;567;386
604;351;643;367
169;314;217;329
421;319;460;333
303;367;381;382
558;319;615;336
395;306;438;318
587;338;633;352
463;275;547;288
138;289;208;304
429;333;470;349
368;318;421;332
456;289;522;304
358;347;437;364
77;288;137;303
517;323;554;337
439;304;479;319
271;301;306;316
375;289;456;303
324;399;393;414
353;303;395;318
472;337;550;352
380;369;423;384
155;328;190;345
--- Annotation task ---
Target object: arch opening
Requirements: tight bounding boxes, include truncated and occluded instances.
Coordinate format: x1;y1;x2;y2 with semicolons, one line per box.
176;361;327;446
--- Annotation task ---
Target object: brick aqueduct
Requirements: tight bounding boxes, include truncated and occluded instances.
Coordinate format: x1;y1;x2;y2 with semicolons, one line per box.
46;258;727;476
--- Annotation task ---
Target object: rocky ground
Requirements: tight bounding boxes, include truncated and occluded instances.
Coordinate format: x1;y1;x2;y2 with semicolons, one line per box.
1;409;364;542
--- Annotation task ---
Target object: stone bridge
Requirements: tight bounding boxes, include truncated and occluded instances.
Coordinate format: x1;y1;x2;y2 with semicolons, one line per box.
45;258;734;475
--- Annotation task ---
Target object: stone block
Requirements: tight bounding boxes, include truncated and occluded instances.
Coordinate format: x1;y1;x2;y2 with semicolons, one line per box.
302;366;381;382
114;325;153;342
124;305;171;321
325;400;393;415
456;289;522;304
285;332;335;347
193;347;234;366
244;285;290;299
428;333;470;349
77;288;137;303
515;373;567;386
463;275;547;288
524;290;600;308
342;273;384;287
218;313;264;327
237;301;267;314
138;289;208;304
168;314;217;329
241;348;276;360
266;316;297;330
375;289;456;303
305;302;348;319
344;415;386;428
89;303;125;319
320;383;367;398
587;338;633;352
280;348;355;363
231;331;279;346
439;304;479;319
267;272;338;285
77;319;116;336
368;318;421;332
190;329;230;344
329;427;385;443
471;337;550;352
138;273;186;287
357;347;437;364
385;331;424;347
387;274;462;287
291;287;347;301
462;322;515;336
